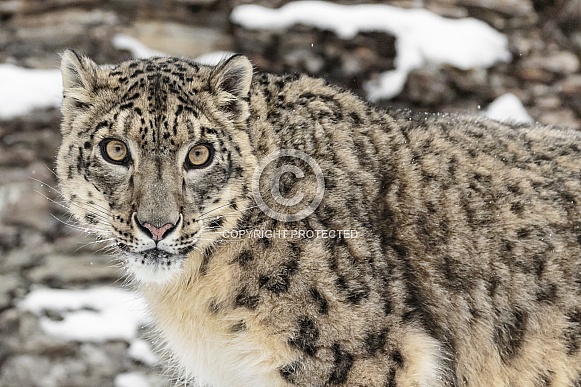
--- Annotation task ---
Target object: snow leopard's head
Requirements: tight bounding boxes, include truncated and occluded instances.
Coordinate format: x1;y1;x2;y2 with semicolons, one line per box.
56;50;256;284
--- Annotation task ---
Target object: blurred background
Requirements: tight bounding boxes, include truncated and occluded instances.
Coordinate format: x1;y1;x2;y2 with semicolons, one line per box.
0;0;580;386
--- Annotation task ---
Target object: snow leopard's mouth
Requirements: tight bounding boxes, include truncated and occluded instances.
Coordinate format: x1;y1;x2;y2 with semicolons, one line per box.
126;248;186;267
123;248;187;283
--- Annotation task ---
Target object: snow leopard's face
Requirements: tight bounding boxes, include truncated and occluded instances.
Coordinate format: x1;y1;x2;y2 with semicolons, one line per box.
56;51;256;283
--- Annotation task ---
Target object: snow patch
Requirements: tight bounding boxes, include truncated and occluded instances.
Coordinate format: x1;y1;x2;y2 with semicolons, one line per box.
231;1;511;100
112;33;166;58
114;372;151;387
128;338;159;366
19;286;150;342
0;33;233;119
195;51;235;66
0;64;62;119
483;93;534;124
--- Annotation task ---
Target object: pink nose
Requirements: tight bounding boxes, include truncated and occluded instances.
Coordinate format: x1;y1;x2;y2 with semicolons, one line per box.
143;222;174;241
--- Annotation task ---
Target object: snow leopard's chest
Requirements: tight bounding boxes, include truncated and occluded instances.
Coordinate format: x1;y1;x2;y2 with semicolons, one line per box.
141;264;294;387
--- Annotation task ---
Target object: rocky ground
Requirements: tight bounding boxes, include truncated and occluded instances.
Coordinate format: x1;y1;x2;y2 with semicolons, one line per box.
0;0;579;386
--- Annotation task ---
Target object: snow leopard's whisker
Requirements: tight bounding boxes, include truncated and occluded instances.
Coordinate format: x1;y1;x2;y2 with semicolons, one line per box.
43;177;114;221
197;202;233;218
41;163;58;178
49;213;108;235
71;237;116;254
29;176;61;195
37;189;112;225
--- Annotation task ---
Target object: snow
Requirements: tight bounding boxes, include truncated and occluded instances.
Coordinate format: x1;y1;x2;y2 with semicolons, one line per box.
0;64;62;119
195;51;235;66
128;339;160;366
0;35;233;119
483;93;534;124
231;1;511;100
19;286;150;342
112;33;166;59
114;372;151;387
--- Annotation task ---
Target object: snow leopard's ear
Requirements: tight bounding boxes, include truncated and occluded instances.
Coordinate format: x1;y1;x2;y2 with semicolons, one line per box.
210;54;253;99
60;50;101;116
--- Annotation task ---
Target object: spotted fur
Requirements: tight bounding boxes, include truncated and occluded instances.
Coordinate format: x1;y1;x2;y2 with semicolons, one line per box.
57;50;581;386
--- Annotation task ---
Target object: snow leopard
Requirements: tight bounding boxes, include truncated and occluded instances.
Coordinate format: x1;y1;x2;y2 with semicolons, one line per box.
57;49;581;387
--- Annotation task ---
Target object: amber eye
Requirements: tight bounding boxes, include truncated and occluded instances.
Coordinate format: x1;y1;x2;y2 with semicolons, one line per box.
100;138;131;165
185;144;214;169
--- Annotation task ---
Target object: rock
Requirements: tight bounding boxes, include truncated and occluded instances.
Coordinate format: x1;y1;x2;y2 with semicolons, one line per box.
0;224;20;249
1;8;125;66
121;20;232;58
557;75;581;116
0;181;60;234
0;355;54;387
534;96;561;109
6;0;101;15
520;51;580;75
534;107;580;130
557;0;581;35
557;74;581;96
26;254;120;286
400;66;457;107
516;67;556;83
175;0;218;5
1;249;36;273
458;0;534;16
0;275;22;310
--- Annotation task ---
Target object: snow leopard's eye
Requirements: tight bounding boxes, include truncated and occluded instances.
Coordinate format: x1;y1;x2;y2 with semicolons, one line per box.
100;138;131;165
185;144;214;170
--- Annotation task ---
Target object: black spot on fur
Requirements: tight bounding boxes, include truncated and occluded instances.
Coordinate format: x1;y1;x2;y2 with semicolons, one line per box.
350;111;362;125
538;372;554;387
207;216;225;229
571;372;581;387
564;311;581;355
385;368;397;387
384;298;393;315
517;227;531;239
235;250;253;267
494;308;528;362
364;329;388;356
84;213;98;225
441;255;472;292
259;259;299;294
510;201;524;215
259;236;272;247
391;349;404;368
279;361;301;384
309;287;329;314
288;316;319;356
536;282;558;304
208;300;220;314
230;321;247;333
234;287;259;310
328;343;354;385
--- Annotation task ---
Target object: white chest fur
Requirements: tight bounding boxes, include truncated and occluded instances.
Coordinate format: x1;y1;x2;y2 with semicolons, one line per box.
140;262;293;387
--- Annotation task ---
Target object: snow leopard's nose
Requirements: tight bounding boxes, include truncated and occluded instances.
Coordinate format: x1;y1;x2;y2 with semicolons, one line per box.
143;222;175;242
134;214;177;242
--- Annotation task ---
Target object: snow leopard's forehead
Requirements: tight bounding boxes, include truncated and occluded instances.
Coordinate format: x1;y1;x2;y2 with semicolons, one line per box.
108;56;212;94
91;58;208;153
